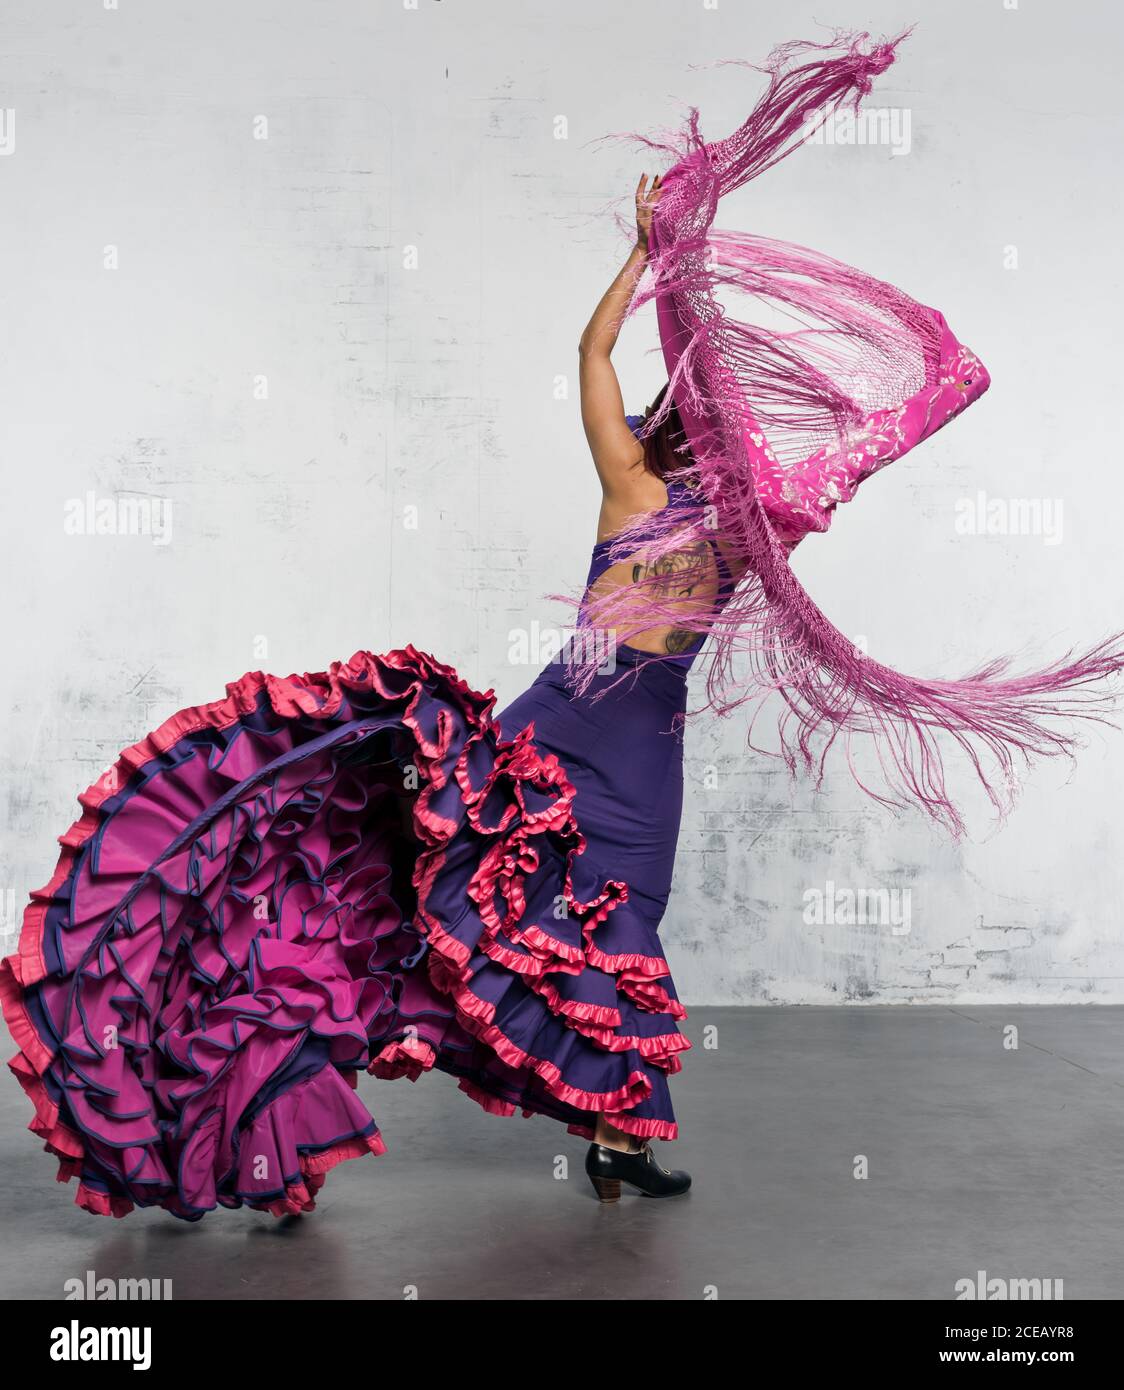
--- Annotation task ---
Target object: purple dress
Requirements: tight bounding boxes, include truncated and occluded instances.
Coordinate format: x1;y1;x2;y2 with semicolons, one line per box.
0;482;724;1220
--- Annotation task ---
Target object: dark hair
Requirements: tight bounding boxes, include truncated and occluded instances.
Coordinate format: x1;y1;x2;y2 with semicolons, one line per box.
639;383;693;480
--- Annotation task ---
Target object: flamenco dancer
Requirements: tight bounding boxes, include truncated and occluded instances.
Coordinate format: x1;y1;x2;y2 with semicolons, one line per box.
4;32;1121;1219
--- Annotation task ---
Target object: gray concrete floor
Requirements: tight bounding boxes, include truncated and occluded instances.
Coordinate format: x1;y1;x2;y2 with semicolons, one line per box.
1;1005;1120;1300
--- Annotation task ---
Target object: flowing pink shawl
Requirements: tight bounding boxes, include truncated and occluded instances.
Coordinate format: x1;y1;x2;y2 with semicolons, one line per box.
567;30;1123;835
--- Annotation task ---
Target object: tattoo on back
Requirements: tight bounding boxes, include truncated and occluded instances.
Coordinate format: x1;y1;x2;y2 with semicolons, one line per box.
628;541;714;656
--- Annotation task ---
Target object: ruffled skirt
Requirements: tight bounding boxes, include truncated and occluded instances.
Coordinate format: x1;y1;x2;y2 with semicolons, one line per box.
0;645;690;1220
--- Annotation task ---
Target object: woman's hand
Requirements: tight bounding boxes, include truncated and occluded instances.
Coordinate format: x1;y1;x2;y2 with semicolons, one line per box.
635;173;663;253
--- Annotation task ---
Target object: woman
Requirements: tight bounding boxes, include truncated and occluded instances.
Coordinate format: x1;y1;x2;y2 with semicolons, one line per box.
498;171;727;1199
0;175;708;1220
4;31;1120;1221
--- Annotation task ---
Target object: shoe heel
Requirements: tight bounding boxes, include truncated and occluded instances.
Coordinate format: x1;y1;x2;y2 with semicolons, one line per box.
590;1175;621;1204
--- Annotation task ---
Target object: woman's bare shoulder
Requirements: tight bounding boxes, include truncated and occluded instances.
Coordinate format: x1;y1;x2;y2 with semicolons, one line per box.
595;475;670;543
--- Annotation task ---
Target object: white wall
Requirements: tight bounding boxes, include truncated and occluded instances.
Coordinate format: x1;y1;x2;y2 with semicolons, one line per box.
2;0;1121;1003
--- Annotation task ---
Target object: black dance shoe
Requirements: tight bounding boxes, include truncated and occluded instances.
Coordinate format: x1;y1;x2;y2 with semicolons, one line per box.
585;1141;692;1201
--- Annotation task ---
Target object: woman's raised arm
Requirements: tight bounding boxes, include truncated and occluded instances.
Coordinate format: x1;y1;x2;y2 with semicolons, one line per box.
577;175;662;501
